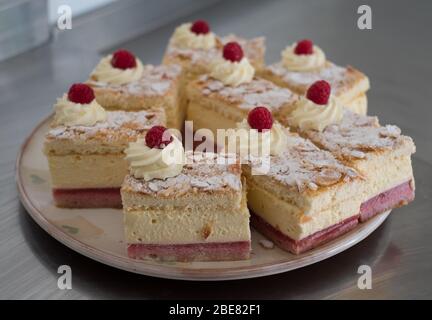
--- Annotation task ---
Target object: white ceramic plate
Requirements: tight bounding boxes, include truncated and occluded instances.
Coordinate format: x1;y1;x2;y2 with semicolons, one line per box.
16;116;391;281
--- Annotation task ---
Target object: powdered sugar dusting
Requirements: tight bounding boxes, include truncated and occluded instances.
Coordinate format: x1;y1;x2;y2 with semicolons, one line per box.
88;64;181;96
305;111;415;161
165;35;264;67
199;75;297;111
268;62;350;93
221;34;265;64
46;110;164;143
165;39;220;66
124;152;242;196
249;130;360;192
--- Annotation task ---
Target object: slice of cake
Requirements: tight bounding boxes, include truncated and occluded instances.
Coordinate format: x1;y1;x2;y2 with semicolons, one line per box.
220;34;265;71
234;107;365;254
258;39;369;115
44;83;166;208
186;41;298;135
162;20;265;82
121;125;250;262
284;81;415;222
87;49;184;130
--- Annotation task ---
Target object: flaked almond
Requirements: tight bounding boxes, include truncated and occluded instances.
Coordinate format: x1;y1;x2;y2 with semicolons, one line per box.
206;81;224;92
158;186;177;197
315;168;342;186
307;182;318;191
190;179;209;188
346;168;358;178
380;125;401;138
148;182;159;192
350;150;366;159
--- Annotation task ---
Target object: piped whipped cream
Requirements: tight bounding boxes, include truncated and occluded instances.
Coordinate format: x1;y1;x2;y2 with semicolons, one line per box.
228;120;287;157
90;54;144;85
210;57;255;87
171;23;216;50
53;94;107;126
281;43;326;71
125;136;184;181
288;95;344;132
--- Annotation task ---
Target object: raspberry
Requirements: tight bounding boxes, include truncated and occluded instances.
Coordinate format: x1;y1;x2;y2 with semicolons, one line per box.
67;83;95;104
306;80;331;105
190;20;210;35
223;42;244;62
145;126;173;149
111;49;137;69
294;39;314;55
247;106;273;132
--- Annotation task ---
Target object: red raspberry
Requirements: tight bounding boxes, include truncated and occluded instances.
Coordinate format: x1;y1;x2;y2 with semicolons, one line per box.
111;49;137;69
223;42;244;62
190;20;210;35
145;126;173;149
294;39;314;55
306;80;331;105
247;106;273;132
67;83;95;104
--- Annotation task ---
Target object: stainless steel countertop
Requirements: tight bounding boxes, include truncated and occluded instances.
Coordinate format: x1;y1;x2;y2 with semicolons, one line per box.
1;0;431;299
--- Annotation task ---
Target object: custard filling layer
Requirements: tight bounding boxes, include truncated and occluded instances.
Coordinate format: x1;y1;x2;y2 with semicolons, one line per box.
47;153;127;188
247;182;360;241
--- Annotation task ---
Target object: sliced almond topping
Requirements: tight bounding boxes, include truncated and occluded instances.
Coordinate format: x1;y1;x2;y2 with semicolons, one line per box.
346;168;358;177
190;179;209;188
307;182;318;191
350;150;366;159
148;182;159;192
380;125;401;138
315;169;342;186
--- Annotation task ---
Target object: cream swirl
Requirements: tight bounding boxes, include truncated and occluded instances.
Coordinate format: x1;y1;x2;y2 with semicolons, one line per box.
124;137;184;181
228;120;287;157
90;54;144;85
53;94;107;126
281;43;326;71
171;23;216;50
288;96;344;132
210;57;255;87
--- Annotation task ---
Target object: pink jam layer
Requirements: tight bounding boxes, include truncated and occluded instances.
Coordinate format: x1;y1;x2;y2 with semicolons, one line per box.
359;180;414;222
127;241;251;262
52;188;122;208
251;213;359;255
251;180;415;254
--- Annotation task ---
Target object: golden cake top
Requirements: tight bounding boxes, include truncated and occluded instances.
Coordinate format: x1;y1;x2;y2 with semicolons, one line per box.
164;35;222;65
303;111;416;162
122;152;242;197
88;64;182;97
221;34;265;67
247;129;360;193
44;109;166;155
164;34;265;69
195;75;298;112
266;62;368;95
